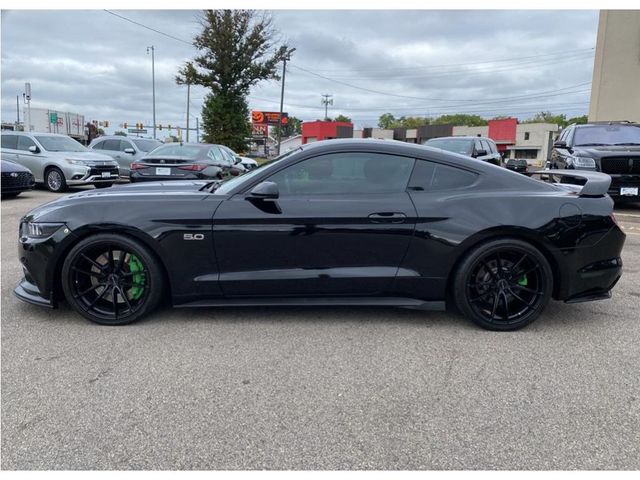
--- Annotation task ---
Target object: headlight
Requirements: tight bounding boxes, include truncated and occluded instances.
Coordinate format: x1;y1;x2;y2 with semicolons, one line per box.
568;156;596;168
26;222;65;239
66;159;89;166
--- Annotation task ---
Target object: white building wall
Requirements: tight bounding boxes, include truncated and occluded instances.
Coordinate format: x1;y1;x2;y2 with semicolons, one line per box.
452;125;488;137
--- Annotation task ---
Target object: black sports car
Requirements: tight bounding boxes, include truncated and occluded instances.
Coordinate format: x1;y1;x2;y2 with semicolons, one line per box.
15;139;625;331
1;159;35;198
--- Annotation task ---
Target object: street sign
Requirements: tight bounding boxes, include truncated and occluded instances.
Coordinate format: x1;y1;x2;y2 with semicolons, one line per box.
128;128;148;134
251;111;288;126
49;112;58;124
252;123;268;137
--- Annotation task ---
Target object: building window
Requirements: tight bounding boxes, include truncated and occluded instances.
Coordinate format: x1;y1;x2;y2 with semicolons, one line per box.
524;132;530;140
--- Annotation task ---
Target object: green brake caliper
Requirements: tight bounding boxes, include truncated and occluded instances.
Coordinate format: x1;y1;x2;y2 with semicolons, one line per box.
517;275;528;286
128;254;145;300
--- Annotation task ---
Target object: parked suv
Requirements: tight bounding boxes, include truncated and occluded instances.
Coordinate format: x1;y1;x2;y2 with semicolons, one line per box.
548;122;640;200
1;132;119;192
424;136;502;166
89;136;162;177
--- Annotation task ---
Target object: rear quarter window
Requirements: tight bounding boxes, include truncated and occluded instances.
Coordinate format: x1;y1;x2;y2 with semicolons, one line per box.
408;160;479;191
1;134;18;150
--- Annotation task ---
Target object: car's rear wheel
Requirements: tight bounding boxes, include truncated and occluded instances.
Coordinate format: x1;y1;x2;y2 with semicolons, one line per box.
45;167;67;192
453;239;552;331
61;234;164;325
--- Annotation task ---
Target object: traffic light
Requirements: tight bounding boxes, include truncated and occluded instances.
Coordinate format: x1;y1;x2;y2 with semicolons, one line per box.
124;122;128;129
159;124;162;130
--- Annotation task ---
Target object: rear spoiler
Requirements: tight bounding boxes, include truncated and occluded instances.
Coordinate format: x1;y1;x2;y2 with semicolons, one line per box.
528;169;611;197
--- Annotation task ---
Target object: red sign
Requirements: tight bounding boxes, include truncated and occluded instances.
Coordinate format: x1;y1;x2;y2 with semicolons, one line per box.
252;123;268;137
251;111;288;126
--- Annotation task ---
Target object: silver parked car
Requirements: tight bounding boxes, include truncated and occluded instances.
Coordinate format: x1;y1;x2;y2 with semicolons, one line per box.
89;136;162;177
0;132;119;192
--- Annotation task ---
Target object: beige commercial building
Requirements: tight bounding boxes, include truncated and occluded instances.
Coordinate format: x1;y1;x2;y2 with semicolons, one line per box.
588;10;640;123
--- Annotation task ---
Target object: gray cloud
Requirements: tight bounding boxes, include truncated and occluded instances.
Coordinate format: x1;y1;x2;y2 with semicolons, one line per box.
1;9;598;135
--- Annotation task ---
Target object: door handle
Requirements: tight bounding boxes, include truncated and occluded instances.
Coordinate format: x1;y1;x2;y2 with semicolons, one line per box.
368;212;407;223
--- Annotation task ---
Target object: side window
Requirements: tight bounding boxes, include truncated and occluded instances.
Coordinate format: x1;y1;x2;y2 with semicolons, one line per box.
119;140;133;151
408;160;479;192
92;141;105;150
267;153;415;195
480;139;492;154
208;147;226;164
489;140;498;154
17;135;37;151
565;127;575;147
103;139;120;151
474;139;483;154
1;134;18;150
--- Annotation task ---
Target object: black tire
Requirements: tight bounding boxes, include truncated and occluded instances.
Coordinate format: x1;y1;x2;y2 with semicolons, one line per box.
94;183;113;189
453;238;553;331
45;167;68;192
61;233;165;325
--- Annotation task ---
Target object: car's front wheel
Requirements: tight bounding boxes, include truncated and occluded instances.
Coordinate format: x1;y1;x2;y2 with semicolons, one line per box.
45;167;67;192
453;239;553;331
61;234;165;325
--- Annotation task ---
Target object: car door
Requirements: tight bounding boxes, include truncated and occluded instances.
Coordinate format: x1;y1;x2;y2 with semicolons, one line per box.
551;128;572;168
116;139;137;175
212;151;418;297
15;135;46;180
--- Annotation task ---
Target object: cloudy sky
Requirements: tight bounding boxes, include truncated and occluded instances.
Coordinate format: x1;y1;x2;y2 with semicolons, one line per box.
1;9;598;137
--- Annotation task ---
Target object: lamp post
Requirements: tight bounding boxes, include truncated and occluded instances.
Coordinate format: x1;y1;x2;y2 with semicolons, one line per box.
277;47;296;156
147;46;156;139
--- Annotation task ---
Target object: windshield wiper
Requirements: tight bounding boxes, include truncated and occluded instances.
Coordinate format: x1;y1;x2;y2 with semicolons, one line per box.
198;180;223;193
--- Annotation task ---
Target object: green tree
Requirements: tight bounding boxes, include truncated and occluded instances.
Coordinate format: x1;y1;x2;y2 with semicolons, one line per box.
177;10;290;151
378;113;398;129
272;116;302;138
432;114;487;126
522;111;567;127
398;116;429;128
333;114;352;123
113;130;127;136
567;115;589;125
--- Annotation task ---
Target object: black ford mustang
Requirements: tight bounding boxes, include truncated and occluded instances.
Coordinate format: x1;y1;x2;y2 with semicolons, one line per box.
15;139;625;330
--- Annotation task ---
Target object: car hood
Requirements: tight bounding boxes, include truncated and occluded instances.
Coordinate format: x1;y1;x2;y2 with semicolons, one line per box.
574;145;640;158
48;151;116;162
1;159;32;173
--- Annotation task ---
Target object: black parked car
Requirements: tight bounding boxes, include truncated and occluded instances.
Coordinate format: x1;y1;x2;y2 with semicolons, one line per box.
424;136;502;166
130;143;236;182
548;122;640;200
1;159;35;198
15;139;624;331
505;158;528;174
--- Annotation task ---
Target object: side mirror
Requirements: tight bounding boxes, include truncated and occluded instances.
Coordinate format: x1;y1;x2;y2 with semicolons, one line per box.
553;141;567;148
28;145;39;154
248;181;279;200
475;149;487;157
124;148;135;154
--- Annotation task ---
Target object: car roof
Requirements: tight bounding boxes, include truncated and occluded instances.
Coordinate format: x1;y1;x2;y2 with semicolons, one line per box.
426;136;492;141
4;131;68;137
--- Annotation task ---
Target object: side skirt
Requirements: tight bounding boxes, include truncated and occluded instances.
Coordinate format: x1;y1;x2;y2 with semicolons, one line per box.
174;296;446;311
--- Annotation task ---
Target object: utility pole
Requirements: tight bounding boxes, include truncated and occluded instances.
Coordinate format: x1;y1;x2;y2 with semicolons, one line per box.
186;82;190;143
24;83;32;132
277;47;296;156
16;95;20;127
321;94;333;121
147;46;156;139
196;117;199;143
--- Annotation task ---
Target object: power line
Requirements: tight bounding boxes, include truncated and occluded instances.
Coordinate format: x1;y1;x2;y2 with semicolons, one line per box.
103;10;193;45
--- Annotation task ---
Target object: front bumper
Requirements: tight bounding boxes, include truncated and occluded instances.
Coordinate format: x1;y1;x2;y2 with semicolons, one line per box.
14;277;54;308
65;165;119;185
607;174;640;199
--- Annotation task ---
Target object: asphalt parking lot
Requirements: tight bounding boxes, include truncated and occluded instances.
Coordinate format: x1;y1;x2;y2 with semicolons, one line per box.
2;187;639;470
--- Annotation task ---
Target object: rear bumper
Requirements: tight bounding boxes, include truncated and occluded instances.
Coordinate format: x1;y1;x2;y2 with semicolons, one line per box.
557;225;625;302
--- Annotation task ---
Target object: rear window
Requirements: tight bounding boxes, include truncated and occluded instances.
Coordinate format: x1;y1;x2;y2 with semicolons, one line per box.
426;138;473;156
408;160;479;191
149;144;204;159
133;139;162;152
1;134;18;150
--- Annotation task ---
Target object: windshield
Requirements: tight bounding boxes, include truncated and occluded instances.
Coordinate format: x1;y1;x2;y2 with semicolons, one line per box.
133;139;162;152
35;135;87;152
214;149;299;195
148;144;204;159
574;125;640;146
426;138;473;155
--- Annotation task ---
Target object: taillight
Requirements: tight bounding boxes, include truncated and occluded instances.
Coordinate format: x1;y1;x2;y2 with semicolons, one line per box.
131;163;147;170
178;164;207;171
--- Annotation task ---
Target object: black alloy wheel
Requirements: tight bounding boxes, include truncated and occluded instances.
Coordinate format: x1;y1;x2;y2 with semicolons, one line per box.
454;239;552;331
61;234;164;325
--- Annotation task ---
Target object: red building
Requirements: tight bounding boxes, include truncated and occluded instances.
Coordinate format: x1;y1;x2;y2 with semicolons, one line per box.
301;121;354;144
487;118;517;154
